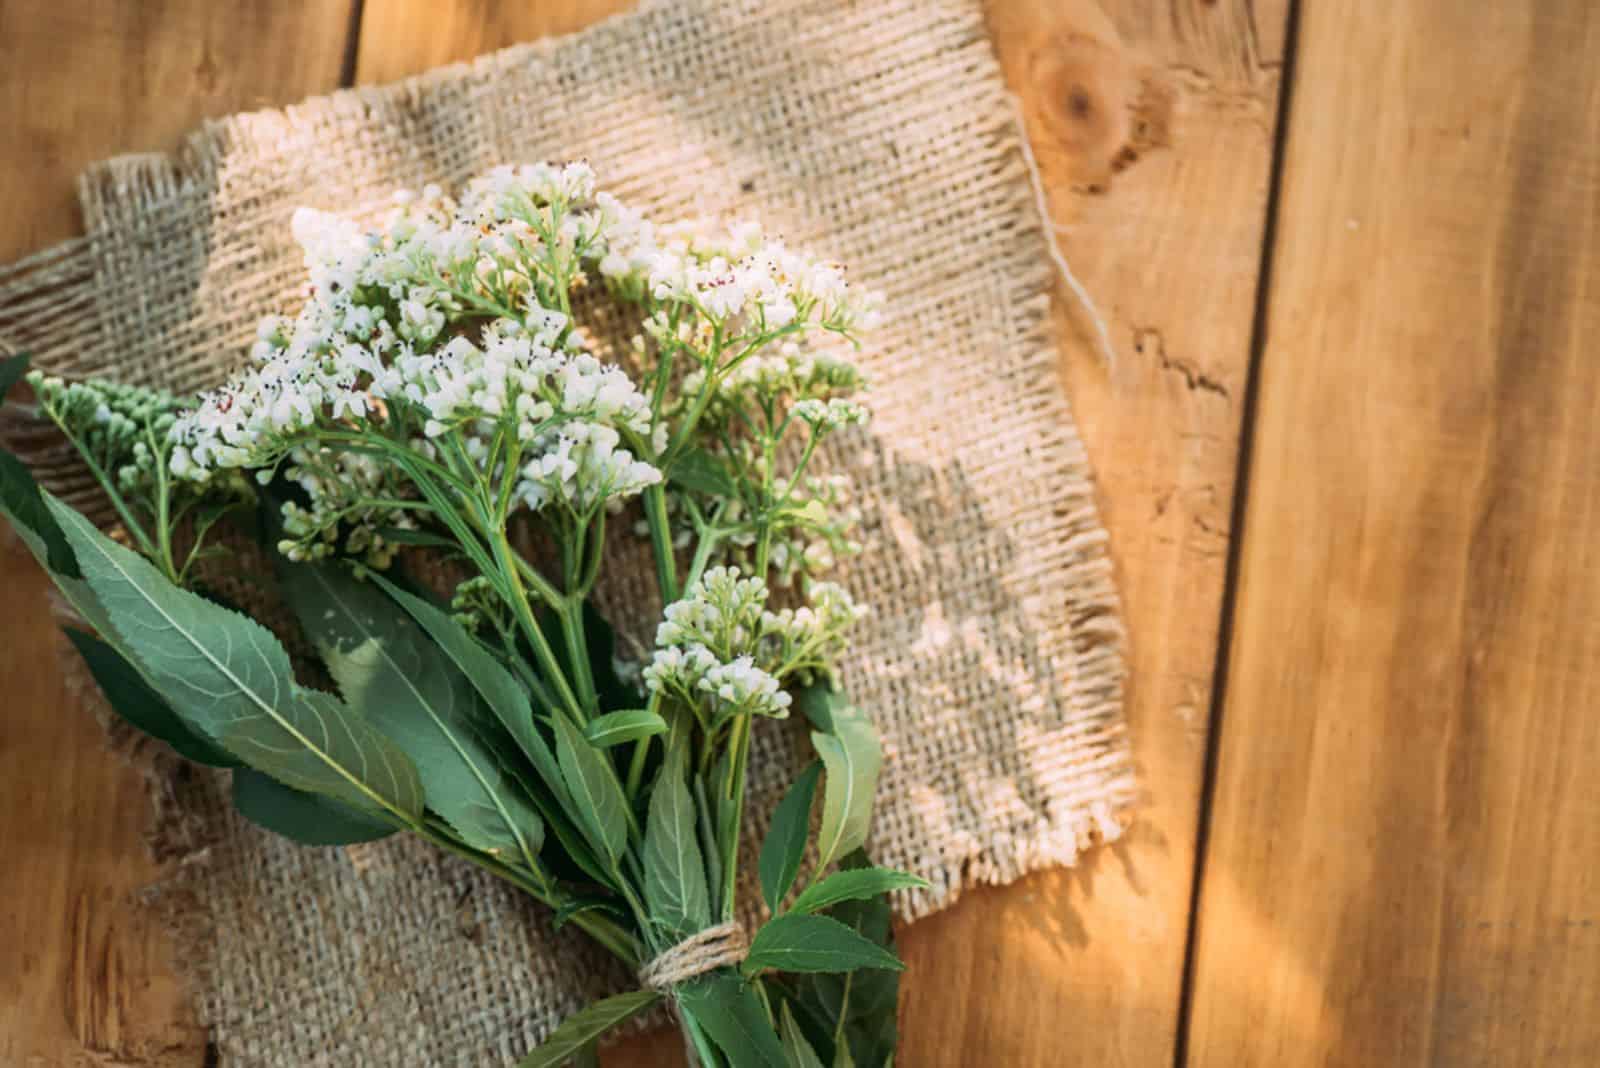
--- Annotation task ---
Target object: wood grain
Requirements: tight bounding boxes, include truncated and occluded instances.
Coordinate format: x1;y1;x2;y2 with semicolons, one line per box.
352;0;638;85
0;3;358;1066
890;2;1285;1066
1186;1;1600;1064
0;0;357;261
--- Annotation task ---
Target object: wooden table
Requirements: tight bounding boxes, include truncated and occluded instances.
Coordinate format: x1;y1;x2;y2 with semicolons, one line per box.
3;1;1597;1064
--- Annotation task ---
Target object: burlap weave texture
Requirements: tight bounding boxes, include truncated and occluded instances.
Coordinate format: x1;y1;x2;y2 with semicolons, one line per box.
0;1;1132;1063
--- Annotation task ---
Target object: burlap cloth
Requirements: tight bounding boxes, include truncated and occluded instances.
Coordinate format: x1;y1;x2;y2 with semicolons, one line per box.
0;0;1133;1063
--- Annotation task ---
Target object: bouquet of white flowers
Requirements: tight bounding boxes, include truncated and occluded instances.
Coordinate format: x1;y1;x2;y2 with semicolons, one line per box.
0;161;920;1066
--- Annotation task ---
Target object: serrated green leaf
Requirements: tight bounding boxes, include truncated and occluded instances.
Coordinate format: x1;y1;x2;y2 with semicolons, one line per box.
362;572;612;888
232;767;396;845
760;761;822;913
643;734;709;937
552;711;629;866
47;496;422;820
781;1002;827;1068
742;914;904;977
810;700;882;872
668;445;738;498
583;708;668;747
64;627;237;767
789;868;927;916
0;352;28;403
817;852;901;1067
282;562;542;865
363;572;540;760
515;989;661;1068
677;973;788;1068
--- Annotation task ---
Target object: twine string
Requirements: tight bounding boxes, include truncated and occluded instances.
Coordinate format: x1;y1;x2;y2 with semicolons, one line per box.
637;922;749;992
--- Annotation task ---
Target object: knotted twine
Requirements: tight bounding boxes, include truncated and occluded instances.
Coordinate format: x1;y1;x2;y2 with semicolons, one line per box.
0;1;1135;1062
636;924;751;993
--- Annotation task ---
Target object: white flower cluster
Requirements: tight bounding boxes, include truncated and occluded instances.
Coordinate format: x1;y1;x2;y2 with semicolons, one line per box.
652;566;768;653
597;215;882;338
760;582;868;644
164;162;678;561
791;397;869;432
642;567;866;721
643;567;792;724
395;325;662;515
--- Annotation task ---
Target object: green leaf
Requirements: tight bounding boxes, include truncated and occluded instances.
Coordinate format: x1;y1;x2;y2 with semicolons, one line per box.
365;572;548;770
789;868;927;917
643;734;710;937
232;767;396;845
668;445;738;498
583;708;668;747
64;627;238;767
760;761;822;913
282;562;543;864
810;698;882;873
372;526;456;549
742;914;904;976
781;1002;828;1068
550;895;625;932
515;990;661;1068
0;448;78;576
811;851;902;1068
47;496;423;821
372;574;616;890
0;351;28;404
552;712;629;866
677;973;789;1068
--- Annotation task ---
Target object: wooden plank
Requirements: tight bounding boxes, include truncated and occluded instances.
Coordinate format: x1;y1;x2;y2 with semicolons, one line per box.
0;3;358;1065
353;0;638;85
893;2;1286;1066
1186;2;1600;1064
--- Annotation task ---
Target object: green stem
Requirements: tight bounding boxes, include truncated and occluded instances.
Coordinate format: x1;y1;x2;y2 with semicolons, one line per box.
146;425;183;585
778;425;825;503
680;1010;725;1068
559;595;599;714
642;483;679;603
489;531;585;722
53;421;161;566
693;775;725;920
623;689;663;799
683;529;722;593
717;714;754;922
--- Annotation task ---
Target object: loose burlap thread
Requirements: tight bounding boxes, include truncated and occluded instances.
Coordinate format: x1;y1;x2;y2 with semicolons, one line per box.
0;0;1133;1063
